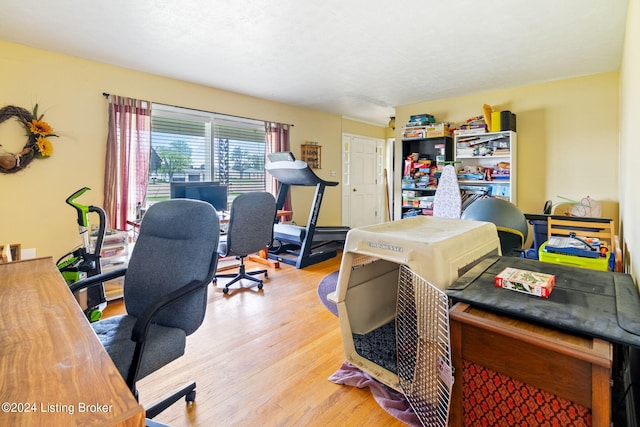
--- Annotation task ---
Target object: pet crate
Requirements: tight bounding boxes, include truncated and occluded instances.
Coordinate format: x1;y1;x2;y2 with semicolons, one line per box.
329;216;500;425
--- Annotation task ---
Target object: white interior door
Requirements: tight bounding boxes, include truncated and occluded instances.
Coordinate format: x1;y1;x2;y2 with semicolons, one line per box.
342;134;385;228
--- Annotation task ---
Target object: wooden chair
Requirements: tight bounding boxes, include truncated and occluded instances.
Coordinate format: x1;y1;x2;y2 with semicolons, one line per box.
547;216;622;272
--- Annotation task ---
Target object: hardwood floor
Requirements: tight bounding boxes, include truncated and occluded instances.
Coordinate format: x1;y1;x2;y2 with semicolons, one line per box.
104;254;408;427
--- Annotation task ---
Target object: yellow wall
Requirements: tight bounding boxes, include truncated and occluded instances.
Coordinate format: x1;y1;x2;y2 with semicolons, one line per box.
619;0;640;278
395;72;620;225
341;118;388;139
2;27;635;276
0;40;351;259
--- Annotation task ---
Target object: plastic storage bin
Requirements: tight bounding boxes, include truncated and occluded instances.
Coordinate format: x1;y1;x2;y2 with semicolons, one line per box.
539;242;610;271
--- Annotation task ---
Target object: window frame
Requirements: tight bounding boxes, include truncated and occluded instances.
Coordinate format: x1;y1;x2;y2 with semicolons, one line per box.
148;103;267;208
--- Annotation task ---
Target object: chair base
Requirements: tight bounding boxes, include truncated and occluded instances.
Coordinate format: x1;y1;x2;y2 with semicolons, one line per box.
145;381;197;419
214;257;267;294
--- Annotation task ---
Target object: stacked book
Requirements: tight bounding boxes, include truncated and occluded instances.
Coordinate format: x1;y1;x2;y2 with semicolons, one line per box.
454;115;488;136
408;113;435;126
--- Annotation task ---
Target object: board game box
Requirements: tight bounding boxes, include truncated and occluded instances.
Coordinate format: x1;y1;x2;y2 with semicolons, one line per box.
495;267;555;298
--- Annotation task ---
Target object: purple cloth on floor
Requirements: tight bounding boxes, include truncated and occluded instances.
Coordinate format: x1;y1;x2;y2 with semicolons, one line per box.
328;361;420;426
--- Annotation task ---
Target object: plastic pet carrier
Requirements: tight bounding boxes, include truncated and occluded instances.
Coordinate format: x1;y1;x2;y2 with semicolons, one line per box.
330;216;500;426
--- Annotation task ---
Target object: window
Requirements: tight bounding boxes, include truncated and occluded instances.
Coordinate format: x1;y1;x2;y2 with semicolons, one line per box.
148;104;267;209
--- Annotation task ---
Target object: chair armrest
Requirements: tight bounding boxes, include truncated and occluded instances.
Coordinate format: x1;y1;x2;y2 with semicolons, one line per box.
68;268;127;293
130;278;208;343
124;278;209;389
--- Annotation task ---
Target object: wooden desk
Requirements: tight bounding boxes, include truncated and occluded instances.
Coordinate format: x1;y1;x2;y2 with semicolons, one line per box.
0;258;145;426
449;302;612;427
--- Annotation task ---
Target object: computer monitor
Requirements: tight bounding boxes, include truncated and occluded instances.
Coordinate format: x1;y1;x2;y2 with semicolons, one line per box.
170;181;228;213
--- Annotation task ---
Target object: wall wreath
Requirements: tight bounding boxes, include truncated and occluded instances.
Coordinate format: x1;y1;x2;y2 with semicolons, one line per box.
0;104;57;174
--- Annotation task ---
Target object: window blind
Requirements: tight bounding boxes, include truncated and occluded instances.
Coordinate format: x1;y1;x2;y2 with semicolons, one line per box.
148;104;266;204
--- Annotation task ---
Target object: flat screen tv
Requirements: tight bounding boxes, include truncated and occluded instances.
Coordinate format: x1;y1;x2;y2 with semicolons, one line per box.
170;181;228;213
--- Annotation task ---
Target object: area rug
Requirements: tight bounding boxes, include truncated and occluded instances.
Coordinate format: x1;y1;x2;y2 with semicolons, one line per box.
317;270;339;316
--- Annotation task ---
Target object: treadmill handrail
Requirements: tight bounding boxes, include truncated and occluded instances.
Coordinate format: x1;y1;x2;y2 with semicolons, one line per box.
265;154;345;268
265;160;338;187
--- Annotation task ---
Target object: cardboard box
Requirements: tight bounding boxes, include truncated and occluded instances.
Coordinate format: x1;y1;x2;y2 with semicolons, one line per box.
495;267;555;298
426;123;451;138
453;125;487;136
490;111;502;132
409;113;435;124
403;127;426;140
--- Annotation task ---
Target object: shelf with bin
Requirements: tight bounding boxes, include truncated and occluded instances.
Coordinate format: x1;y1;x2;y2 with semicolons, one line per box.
91;229;131;301
401;134;453;217
402;194;435;217
454;131;516;204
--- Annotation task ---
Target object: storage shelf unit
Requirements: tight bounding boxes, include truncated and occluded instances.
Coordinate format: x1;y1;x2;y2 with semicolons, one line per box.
454;131;516;205
92;230;130;301
401;133;453;217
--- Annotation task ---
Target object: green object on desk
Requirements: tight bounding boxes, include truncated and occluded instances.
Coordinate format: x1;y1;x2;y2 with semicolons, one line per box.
539;241;610;271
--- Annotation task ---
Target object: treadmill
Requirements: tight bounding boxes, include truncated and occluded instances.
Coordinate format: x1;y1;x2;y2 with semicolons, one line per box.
265;152;349;269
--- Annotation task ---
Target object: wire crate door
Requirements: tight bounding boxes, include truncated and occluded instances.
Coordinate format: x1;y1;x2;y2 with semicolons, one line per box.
397;265;454;427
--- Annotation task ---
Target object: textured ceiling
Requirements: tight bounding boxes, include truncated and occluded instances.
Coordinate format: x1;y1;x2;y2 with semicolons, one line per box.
0;0;629;125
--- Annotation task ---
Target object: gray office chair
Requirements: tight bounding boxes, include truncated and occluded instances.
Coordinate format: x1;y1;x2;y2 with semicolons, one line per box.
214;192;277;294
70;199;219;420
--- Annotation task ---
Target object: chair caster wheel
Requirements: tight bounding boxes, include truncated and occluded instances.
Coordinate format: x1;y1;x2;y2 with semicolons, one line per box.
258;283;263;290
186;390;196;403
264;272;268;278
223;287;229;294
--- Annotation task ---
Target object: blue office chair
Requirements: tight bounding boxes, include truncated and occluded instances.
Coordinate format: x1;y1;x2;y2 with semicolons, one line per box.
214;192;277;294
461;197;528;257
70;199;219;419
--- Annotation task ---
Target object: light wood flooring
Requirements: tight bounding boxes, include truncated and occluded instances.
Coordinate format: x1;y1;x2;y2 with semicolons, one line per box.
103;254;408;427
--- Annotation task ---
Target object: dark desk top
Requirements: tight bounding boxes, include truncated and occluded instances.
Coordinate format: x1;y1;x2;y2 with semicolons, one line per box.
523;213;614;223
447;256;640;348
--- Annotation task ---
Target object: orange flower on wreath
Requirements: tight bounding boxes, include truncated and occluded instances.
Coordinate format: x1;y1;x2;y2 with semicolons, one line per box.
36;136;54;157
29;119;54;136
0;104;58;173
22;104;58;159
